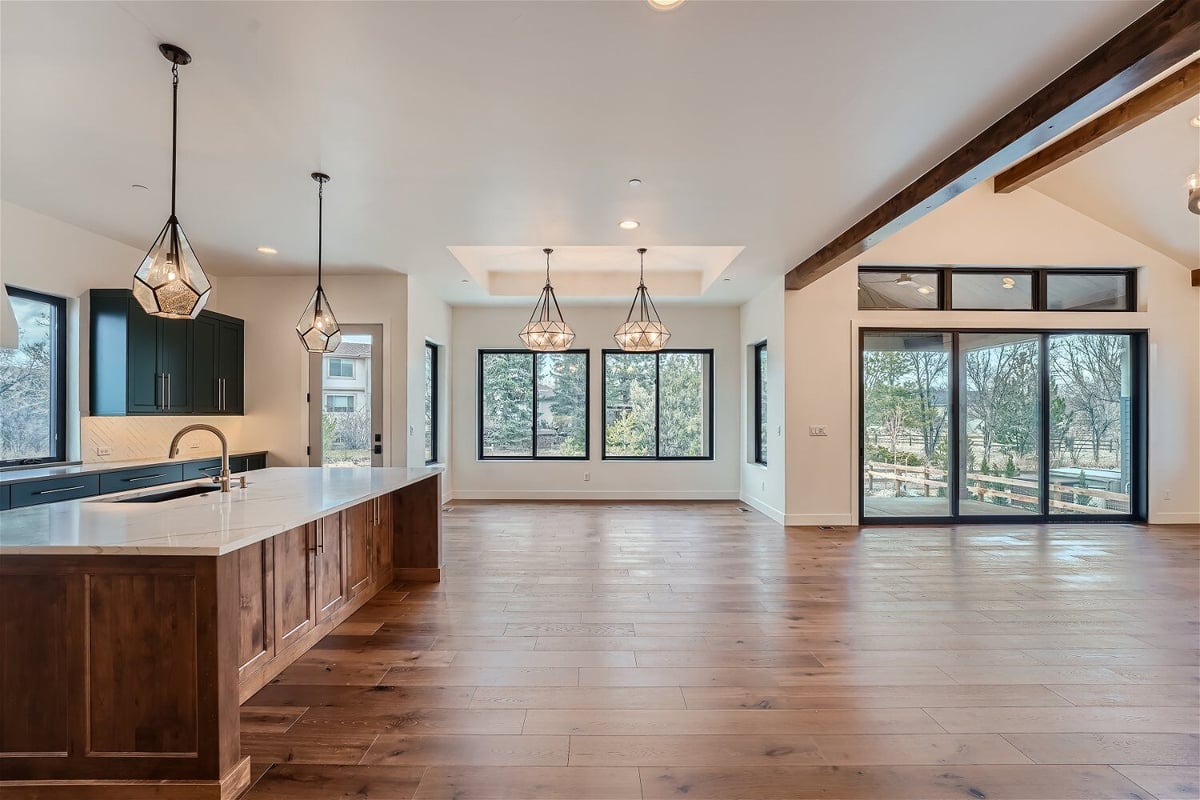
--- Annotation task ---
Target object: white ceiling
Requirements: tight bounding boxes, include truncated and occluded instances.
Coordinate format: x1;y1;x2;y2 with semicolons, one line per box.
1033;97;1200;269
0;0;1154;305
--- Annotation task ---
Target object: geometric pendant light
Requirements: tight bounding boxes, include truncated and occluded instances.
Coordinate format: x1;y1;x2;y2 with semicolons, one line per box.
518;248;575;351
295;172;343;353
132;44;212;319
613;247;671;352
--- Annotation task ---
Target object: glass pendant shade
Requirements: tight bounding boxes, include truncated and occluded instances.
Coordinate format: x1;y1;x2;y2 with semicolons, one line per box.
296;287;342;353
1188;172;1200;215
133;44;212;319
297;172;342;353
614;248;671;352
132;216;211;319
519;249;575;351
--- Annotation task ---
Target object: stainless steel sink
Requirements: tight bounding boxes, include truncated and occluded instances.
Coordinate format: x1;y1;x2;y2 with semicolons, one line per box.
111;484;222;504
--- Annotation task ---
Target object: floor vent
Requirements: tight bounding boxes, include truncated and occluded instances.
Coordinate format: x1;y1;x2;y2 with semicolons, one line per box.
818;525;844;531
737;507;751;513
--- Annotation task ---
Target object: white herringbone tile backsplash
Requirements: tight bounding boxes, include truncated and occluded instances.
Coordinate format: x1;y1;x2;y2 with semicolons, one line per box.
81;416;254;462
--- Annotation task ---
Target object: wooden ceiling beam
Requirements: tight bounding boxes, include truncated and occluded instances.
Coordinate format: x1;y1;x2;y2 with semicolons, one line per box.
995;60;1200;193
784;0;1200;291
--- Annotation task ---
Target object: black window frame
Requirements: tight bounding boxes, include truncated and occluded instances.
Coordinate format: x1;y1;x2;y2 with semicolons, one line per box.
477;348;590;461
858;266;1136;312
601;348;715;461
753;341;768;466
1;286;68;467
425;341;439;465
858;326;1148;526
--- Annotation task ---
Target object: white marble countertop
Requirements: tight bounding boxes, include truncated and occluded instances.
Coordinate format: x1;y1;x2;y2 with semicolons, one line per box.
0;467;441;556
0;450;269;486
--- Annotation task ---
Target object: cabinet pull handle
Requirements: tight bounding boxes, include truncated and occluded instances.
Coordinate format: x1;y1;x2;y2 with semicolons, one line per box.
34;485;85;495
220;378;226;411
165;373;171;410
199;466;222;474
124;473;165;482
157;373;164;409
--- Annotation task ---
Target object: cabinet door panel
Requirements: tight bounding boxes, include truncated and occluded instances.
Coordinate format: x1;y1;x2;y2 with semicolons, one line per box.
159;318;192;413
218;319;244;414
344;502;373;599
126;302;161;414
0;574;70;755
191;314;220;414
314;514;344;623
371;493;393;584
274;524;315;651
237;540;274;680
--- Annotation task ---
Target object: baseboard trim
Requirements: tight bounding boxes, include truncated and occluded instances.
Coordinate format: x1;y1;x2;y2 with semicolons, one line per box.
448;490;741;501
1148;511;1200;525
783;513;856;527
0;758;250;800
738;494;784;524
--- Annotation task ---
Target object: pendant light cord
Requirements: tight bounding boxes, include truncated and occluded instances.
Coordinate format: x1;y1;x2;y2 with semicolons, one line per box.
170;62;179;218
317;179;324;289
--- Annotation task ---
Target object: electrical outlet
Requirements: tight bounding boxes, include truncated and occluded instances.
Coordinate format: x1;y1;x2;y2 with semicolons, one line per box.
95;447;111;457
808;425;828;437
583;472;591;482
1163;490;1172;501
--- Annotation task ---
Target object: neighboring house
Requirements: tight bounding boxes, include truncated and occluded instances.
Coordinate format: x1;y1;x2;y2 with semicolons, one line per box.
322;342;371;414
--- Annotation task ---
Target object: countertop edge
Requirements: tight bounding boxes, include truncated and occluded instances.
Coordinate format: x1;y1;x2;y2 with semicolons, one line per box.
0;450;271;487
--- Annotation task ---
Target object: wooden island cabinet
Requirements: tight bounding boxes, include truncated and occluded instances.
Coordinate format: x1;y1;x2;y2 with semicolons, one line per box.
0;468;442;799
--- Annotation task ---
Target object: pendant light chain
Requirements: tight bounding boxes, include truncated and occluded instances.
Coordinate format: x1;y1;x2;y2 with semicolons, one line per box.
316;177;324;290
170;62;179;218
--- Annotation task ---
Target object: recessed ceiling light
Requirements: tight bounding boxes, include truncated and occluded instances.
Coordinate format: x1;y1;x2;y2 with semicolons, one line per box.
1190;115;1200;128
628;178;642;187
461;279;469;284
130;183;150;191
647;0;685;9
256;246;278;255
619;220;640;230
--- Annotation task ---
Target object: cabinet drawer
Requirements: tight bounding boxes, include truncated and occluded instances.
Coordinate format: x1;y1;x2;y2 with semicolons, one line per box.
10;475;101;508
99;464;185;495
183;458;224;480
245;454;267;472
229;456;249;474
0;485;10;511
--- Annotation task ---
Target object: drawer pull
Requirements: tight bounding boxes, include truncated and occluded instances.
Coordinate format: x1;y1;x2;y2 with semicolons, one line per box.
124;473;166;482
199;466;222;474
34;485;85;495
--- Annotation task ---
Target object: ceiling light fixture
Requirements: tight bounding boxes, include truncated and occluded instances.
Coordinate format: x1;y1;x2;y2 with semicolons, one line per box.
295;172;343;353
614;248;671;352
519;248;575;352
647;0;685;9
619;220;640;230
628;178;642;187
256;246;278;255
131;44;211;319
1190;115;1200;128
1001;276;1016;289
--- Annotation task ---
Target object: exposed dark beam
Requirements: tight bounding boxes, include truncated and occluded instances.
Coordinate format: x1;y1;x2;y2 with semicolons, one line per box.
996;60;1200;192
785;0;1200;291
1192;268;1200;287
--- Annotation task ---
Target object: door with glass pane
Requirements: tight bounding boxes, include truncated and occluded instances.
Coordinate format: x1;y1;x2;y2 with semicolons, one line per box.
309;324;383;467
861;329;1143;523
861;332;953;518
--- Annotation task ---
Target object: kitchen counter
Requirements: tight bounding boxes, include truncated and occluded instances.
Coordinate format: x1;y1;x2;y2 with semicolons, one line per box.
0;450;269;486
0;466;441;555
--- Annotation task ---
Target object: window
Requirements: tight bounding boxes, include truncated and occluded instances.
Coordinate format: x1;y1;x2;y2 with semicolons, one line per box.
1;287;67;466
478;350;589;459
858;267;1136;312
325;394;355;413
753;341;768;465
327;358;354;378
603;349;713;460
425;342;438;464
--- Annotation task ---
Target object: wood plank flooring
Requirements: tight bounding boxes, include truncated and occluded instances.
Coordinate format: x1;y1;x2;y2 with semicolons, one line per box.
241;501;1200;799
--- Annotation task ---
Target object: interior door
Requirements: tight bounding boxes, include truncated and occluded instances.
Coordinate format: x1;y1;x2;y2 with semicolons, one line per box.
308;324;384;467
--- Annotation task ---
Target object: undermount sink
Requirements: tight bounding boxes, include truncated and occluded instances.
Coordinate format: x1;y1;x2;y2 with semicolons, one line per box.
111;484;222;504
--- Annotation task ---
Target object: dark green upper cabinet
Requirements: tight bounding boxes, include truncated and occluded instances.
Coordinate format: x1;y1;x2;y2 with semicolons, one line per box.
89;289;244;416
191;312;244;414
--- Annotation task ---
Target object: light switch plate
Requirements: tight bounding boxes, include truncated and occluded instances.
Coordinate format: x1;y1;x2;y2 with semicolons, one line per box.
808;425;828;437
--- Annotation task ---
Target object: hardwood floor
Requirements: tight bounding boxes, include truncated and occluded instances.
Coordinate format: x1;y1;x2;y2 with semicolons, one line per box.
241;501;1200;799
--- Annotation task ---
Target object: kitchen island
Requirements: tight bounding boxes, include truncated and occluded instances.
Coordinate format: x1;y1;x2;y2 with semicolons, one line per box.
0;466;442;799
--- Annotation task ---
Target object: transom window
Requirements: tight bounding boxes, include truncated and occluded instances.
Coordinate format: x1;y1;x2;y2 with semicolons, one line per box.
858;267;1136;312
478;350;589;460
1;287;67;466
603;349;714;460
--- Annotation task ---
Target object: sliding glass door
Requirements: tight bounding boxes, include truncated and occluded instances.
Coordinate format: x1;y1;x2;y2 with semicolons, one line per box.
860;329;1143;523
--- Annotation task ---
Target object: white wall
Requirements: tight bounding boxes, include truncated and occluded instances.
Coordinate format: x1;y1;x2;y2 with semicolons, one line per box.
213;274;409;467
738;276;786;522
450;304;741;500
407;276;452;499
776;183;1200;525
